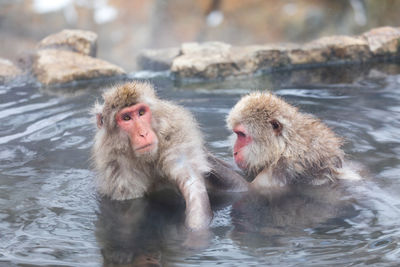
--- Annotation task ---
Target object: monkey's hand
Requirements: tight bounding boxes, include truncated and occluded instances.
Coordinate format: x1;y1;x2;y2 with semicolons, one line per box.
206;152;249;192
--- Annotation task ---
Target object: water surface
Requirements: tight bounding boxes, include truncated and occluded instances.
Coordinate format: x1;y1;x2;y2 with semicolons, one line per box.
1;64;400;266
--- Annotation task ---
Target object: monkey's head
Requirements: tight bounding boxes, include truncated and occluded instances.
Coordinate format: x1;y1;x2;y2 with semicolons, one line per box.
226;92;298;173
96;82;159;158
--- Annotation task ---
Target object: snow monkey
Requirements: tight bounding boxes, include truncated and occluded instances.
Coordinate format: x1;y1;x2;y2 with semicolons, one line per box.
226;92;360;192
92;81;247;230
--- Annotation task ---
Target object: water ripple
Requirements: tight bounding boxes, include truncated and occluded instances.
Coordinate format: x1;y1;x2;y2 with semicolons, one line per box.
276;89;351;99
0;111;76;144
0;98;60;119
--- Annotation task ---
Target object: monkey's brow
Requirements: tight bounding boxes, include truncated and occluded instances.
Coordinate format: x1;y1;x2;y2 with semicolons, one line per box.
110;101;138;110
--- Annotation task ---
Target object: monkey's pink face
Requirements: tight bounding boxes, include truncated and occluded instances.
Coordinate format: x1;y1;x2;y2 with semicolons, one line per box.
116;103;159;156
233;124;252;170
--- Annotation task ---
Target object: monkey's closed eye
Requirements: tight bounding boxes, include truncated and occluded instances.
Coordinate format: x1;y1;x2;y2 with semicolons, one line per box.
234;131;246;138
122;114;131;121
138;109;146;116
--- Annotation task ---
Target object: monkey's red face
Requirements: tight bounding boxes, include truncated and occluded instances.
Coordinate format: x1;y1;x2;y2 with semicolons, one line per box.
233;124;252;170
116;103;158;156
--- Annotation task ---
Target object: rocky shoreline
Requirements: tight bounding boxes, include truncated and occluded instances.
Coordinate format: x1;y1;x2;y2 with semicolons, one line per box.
1;27;399;87
140;26;400;80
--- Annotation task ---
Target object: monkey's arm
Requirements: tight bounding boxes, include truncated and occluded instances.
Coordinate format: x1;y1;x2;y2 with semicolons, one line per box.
176;173;213;230
205;152;249;193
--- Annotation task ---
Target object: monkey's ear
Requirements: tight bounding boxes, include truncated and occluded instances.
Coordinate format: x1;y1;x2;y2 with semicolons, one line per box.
96;113;103;129
270;119;282;136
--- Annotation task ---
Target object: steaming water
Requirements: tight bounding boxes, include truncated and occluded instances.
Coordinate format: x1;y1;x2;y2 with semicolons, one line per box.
1;64;400;266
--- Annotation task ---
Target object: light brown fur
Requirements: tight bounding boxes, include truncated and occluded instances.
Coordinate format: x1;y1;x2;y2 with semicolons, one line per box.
92;82;212;230
227;92;357;189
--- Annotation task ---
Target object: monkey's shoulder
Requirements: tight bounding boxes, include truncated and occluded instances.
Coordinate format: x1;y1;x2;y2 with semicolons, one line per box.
154;100;195;121
152;101;201;140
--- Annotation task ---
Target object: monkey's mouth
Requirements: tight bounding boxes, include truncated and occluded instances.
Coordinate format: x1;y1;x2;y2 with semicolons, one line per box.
135;143;154;152
233;151;248;170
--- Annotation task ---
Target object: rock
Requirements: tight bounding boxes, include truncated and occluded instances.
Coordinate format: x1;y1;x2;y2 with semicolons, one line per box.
32;29;126;86
156;37;374;80
171;42;235;79
289;36;370;65
0;58;22;84
363;27;400;56
33;49;125;85
170;37;371;79
38;29;98;57
231;44;296;74
137;47;180;71
179;42;231;56
172;42;324;79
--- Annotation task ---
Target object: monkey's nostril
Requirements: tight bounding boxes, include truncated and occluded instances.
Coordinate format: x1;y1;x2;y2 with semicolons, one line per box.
139;131;148;137
234;152;238;156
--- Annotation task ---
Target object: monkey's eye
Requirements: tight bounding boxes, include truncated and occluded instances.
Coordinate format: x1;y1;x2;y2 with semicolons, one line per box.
270;119;281;130
122;114;131;121
234;131;246;138
138;109;146;116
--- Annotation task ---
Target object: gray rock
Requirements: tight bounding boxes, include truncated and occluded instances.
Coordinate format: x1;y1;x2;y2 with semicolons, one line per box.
38;29;98;57
0;58;22;84
33;49;125;85
363;27;400;56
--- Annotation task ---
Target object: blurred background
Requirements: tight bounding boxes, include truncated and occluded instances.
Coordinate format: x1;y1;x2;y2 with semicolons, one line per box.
1;0;400;71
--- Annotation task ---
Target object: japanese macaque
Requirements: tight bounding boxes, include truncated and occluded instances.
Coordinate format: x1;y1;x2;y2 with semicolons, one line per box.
92;81;247;231
226;92;363;237
226;91;361;192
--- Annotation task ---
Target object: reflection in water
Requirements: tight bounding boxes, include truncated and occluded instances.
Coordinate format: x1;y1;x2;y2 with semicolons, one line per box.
96;196;169;266
231;183;358;236
1;63;400;265
96;191;216;266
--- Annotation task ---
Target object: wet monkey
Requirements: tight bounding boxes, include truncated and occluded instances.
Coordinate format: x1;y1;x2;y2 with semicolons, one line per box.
226;92;361;192
92;82;247;230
